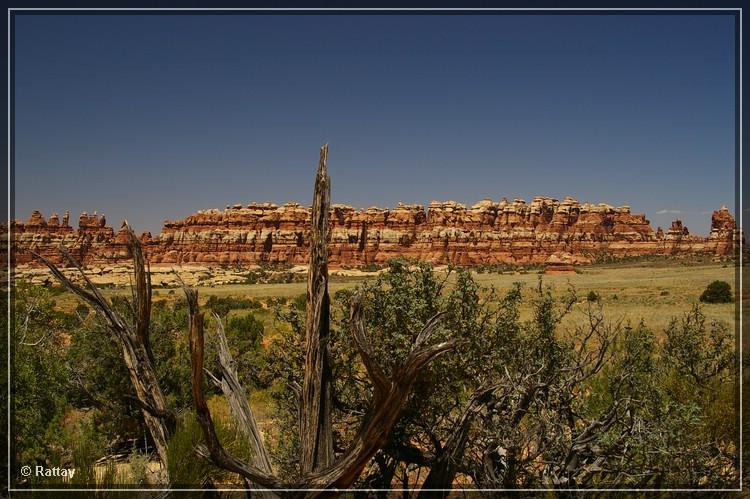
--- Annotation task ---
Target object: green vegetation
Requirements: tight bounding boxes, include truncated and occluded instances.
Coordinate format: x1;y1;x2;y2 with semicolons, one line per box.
239;268;305;285
472;263;542;274
205;294;261;317
265;260;737;488
11;259;738;490
588;252;720;267
13;282;70;469
339;262;387;272
12;281;269;487
699;280;733;303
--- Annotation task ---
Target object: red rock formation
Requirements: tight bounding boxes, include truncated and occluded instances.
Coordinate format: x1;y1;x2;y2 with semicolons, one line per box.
10;199;738;268
544;252;580;274
14;211;122;266
667;219;689;238
708;206;740;256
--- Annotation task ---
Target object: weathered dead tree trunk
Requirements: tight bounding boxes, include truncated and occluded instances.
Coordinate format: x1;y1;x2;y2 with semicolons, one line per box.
184;145;460;496
300;143;335;474
207;313;273;473
33;226;174;474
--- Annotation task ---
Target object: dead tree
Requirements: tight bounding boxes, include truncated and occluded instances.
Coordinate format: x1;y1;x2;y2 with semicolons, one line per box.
300;143;334;474
33;226;174;473
185;144;460;495
205;313;273;474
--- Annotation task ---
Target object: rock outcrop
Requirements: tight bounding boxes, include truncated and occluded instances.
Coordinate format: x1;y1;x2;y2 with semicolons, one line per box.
10;197;739;268
708;206;737;256
544;252;582;274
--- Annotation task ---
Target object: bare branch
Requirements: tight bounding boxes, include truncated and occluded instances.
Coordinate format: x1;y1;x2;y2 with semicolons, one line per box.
413;312;448;351
126;225;152;352
211;313;274;474
418;383;500;494
305;317;461;491
31;249;127;335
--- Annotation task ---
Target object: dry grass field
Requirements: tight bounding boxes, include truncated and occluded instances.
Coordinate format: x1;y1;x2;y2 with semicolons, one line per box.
473;262;737;333
188;261;737;335
48;261;737;338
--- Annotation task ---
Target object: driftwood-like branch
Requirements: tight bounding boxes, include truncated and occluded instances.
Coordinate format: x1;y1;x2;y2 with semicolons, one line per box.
300;143;335;474
32;225;173;473
413;311;448;351
211;313;274;474
32;246;126;336
127;226;152;357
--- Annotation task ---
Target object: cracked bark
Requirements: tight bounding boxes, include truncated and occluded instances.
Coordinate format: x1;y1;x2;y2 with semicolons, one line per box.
300;144;335;474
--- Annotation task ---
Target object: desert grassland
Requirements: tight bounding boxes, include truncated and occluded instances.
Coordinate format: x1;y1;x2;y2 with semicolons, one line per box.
196;262;737;336
51;261;737;338
474;262;737;334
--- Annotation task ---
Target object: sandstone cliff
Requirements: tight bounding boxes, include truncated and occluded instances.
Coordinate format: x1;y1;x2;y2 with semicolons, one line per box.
11;199;738;268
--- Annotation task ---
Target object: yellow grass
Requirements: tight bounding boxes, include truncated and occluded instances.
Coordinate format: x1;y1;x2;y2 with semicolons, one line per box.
199;262;737;334
53;262;737;337
473;262;737;333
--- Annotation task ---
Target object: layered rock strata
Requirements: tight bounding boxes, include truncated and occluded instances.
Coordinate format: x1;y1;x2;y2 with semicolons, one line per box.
11;199;739;268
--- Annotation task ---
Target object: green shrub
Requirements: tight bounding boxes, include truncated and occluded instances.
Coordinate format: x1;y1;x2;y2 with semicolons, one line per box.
166;413;211;487
699;280;733;303
664;305;734;384
70;420;106;486
167;411;256;488
587;290;599;302
223;313;267;388
127;450;150;485
205;295;261;317
360;262;385;273
13;282;72;471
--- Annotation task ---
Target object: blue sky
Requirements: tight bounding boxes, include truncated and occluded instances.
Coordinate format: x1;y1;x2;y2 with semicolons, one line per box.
14;14;736;235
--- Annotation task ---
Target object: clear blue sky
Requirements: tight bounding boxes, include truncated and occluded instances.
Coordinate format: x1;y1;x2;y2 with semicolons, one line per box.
14;14;736;235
